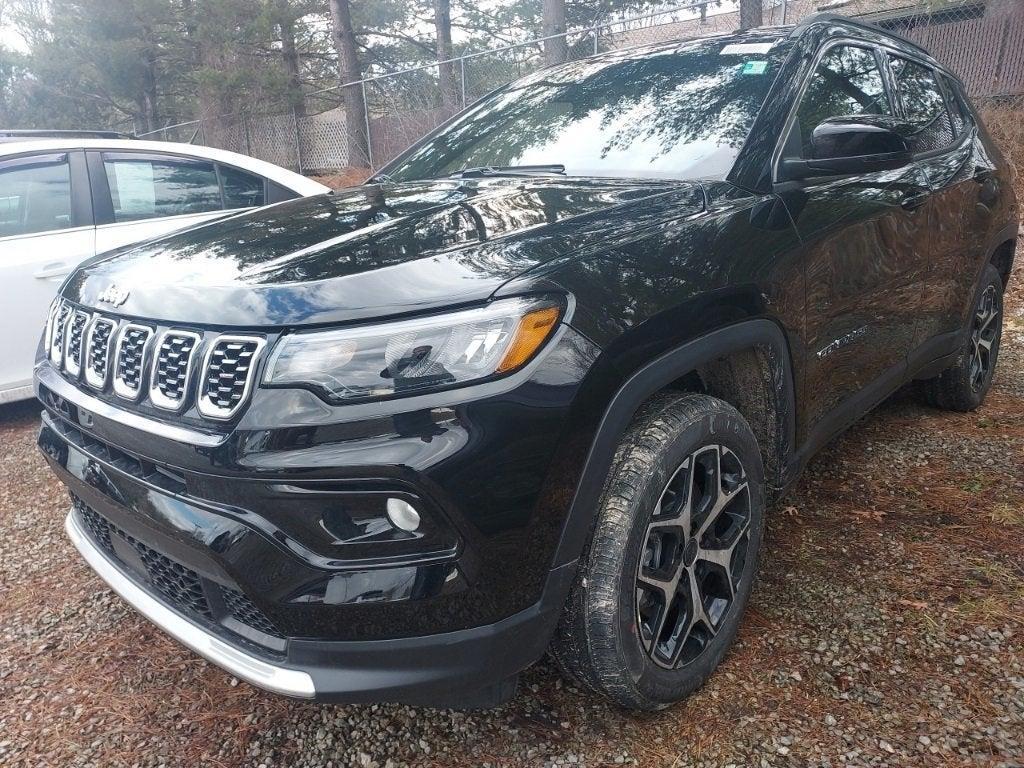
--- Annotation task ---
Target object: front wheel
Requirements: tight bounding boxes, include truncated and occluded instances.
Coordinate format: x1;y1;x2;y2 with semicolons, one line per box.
549;393;765;710
923;263;1004;412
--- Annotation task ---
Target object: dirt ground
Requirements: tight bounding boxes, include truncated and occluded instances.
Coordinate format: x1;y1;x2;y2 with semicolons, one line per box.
1;255;1021;768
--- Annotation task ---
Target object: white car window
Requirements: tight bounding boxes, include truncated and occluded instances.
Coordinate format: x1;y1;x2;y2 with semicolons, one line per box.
221;165;266;208
0;156;74;237
104;156;221;222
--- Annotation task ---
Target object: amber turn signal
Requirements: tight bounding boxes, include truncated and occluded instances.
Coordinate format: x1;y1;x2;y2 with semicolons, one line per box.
496;306;561;373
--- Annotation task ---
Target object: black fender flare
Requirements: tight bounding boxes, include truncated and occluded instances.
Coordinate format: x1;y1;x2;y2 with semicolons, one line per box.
983;220;1018;281
550;318;796;568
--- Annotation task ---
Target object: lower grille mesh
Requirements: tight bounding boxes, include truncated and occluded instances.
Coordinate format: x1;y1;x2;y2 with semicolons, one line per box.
72;497;281;638
223;588;280;636
75;497;212;619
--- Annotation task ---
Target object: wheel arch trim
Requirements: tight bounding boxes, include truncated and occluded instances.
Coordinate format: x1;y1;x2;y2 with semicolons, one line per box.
984;221;1018;287
551;318;796;568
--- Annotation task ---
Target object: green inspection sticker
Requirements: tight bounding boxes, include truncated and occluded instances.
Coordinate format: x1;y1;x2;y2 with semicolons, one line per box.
741;60;768;75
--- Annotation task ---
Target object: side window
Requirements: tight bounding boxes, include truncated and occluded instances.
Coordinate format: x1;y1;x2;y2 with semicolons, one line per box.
889;57;954;153
220;165;265;209
103;155;221;223
796;45;891;155
940;74;972;137
0;156;73;238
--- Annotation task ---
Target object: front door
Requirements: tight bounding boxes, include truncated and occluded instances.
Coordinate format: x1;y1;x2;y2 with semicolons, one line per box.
779;43;930;432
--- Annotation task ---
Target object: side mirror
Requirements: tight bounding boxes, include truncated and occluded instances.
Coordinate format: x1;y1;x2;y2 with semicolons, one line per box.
781;116;912;180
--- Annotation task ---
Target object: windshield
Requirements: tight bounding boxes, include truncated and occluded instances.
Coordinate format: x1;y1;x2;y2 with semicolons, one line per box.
382;36;792;183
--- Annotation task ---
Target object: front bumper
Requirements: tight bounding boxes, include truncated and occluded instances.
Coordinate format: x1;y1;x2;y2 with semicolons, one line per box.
35;317;602;704
35;317;602;640
64;502;574;705
65;509;316;697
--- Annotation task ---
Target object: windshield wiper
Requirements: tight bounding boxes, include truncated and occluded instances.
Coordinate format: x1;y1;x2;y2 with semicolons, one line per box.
448;164;566;178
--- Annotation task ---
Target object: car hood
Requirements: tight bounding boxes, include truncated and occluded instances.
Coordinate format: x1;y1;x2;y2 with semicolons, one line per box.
64;176;704;327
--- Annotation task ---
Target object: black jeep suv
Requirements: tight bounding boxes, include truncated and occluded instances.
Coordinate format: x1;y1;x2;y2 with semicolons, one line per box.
36;15;1017;710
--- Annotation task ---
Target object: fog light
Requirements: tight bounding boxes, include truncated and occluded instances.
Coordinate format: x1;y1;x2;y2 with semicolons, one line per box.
386;498;421;532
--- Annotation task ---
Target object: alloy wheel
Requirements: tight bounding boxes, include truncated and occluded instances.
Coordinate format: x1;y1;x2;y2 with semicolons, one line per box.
635;444;751;669
969;285;1000;392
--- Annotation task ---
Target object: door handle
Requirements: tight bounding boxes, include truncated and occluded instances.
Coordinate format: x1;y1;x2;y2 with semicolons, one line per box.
33;262;71;280
900;192;929;211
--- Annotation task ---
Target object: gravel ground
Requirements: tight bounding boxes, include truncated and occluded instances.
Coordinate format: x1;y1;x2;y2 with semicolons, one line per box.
2;259;1023;768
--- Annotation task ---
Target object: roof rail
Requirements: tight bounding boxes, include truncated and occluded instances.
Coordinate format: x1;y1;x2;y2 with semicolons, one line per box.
789;11;933;58
0;129;135;140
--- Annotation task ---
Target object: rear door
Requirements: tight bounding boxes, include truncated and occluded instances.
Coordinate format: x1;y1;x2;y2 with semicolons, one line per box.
778;42;932;431
884;56;990;351
89;151;270;254
0;150;94;395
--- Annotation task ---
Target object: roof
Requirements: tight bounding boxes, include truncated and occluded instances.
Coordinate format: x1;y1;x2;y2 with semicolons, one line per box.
0;138;329;195
791;12;932;56
567;24;797;73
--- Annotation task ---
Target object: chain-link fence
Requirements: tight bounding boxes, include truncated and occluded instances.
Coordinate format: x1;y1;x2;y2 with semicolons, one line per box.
136;0;1024;189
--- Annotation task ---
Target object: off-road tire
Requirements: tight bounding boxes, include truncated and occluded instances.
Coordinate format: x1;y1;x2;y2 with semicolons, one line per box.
923;264;1004;412
549;392;765;710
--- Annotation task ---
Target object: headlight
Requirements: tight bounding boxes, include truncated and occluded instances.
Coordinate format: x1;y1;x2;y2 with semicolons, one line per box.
263;296;563;402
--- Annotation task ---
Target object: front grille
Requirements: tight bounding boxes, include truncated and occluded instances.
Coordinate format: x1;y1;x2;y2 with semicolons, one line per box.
50;302;267;421
49;302;72;363
63;311;89;377
198;337;264;419
73;497;281;639
150;331;200;410
84;318;117;389
113;324;152;400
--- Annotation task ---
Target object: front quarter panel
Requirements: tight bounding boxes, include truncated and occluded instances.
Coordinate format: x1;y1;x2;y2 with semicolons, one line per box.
507;182;805;385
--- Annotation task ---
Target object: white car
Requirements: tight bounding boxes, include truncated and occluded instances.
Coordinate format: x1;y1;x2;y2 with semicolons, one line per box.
0;134;330;403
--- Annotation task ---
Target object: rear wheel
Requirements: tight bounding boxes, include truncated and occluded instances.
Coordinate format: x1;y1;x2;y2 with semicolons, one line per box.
550;393;765;710
923;264;1003;412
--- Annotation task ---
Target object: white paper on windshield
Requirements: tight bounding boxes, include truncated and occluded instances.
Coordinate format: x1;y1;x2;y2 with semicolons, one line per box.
720;42;776;55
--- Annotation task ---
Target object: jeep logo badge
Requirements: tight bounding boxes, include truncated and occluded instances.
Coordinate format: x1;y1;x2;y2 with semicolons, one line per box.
97;284;130;306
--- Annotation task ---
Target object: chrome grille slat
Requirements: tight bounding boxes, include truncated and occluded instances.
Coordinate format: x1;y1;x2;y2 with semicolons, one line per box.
149;331;201;411
63;311;90;377
84;317;117;389
113;324;153;400
197;336;265;420
43;301;59;355
49;302;72;364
